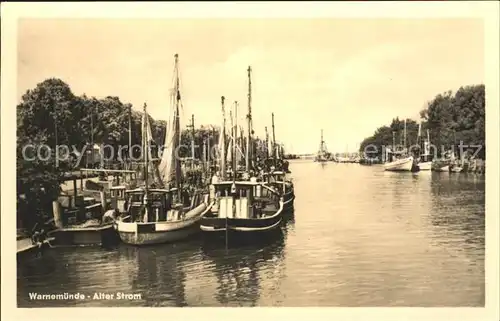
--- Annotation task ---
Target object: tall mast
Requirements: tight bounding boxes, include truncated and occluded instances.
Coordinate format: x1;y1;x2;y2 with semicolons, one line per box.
128;104;132;162
321;129;324;151
234;101;238;173
403;119;407;150
392;131;396;151
143;103;149;195
246;66;253;172
90;102;94;167
174;53;182;199
265;126;270;158
271;113;276;166
190;114;195;168
220;96;226;180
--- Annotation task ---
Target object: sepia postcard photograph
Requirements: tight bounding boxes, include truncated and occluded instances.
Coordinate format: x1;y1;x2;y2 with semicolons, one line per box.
1;2;499;321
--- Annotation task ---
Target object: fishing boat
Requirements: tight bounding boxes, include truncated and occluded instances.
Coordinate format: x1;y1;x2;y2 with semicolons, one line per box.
114;54;211;245
450;152;464;173
200;180;284;236
201;67;285;238
315;129;329;162
418;128;432;171
434;163;450;172
384;120;413;172
262;113;294;210
262;170;294;210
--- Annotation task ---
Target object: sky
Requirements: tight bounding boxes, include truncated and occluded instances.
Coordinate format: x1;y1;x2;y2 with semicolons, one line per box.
17;18;484;154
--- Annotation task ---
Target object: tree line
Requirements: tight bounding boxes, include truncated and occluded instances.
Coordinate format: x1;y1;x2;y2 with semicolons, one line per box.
359;84;485;160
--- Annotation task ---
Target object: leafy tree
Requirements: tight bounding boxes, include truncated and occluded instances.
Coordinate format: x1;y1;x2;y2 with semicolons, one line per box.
360;84;485;160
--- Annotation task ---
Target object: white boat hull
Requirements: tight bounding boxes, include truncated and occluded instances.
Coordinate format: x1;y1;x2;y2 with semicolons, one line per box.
383;156;414;172
435;165;450;172
115;202;210;245
451;166;463;173
418;161;432;171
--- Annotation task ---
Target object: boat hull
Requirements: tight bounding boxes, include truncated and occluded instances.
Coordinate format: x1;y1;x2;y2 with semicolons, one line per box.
283;191;295;210
47;224;118;247
200;201;284;236
418;161;432;171
115;202;208;245
383;156;414;172
434;165;450;172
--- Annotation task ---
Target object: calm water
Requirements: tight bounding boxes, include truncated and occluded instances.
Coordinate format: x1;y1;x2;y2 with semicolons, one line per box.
17;161;485;307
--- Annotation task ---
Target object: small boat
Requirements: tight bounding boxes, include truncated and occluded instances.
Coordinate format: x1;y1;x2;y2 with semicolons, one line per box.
384;155;414;171
315;129;329;163
114;54;210;245
384;119;413;172
435;164;450;172
200;180;284;236
417;128;432;171
114;188;210;245
201;70;284;239
262;170;294;210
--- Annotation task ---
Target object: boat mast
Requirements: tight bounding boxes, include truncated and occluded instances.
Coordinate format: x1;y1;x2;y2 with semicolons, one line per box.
230;104;237;194
246;66;253;172
234;101;238;174
265;126;270;159
190;114;195;170
142;103;149;195
272;113;276;167
128;104;132;164
174;54;182;200
403;119;407;152
321;129;324;154
220;96;226;180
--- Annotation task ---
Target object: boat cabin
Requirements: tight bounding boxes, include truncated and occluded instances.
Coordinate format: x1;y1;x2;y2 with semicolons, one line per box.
122;187;200;223
209;181;280;219
110;185;127;213
385;149;408;163
124;188;173;223
263;171;288;183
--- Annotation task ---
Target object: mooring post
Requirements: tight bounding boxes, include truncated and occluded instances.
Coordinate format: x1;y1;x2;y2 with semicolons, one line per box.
52;201;63;229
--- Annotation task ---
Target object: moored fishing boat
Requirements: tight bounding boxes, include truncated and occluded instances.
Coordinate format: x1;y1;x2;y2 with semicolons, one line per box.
114;54;210;245
200;180;284;237
262;170;294;210
201;67;285;240
315;129;329;163
383;154;414;172
384;119;413;172
114;187;210;245
417;127;432;171
434;163;450;172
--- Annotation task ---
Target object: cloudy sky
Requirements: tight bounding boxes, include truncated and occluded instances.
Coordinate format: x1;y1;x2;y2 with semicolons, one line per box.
17;18;484;154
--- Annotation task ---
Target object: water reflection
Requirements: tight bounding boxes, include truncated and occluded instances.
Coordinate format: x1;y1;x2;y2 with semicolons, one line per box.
201;232;286;306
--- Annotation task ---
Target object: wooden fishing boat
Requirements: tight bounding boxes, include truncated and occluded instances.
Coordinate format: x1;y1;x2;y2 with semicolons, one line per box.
434;164;450;172
384;120;413;172
114;188;211;245
201;67;284;239
200;180;284;236
417;128;432;171
384;155;414;171
315;129;328;163
114;54;210;245
262;170;294;210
